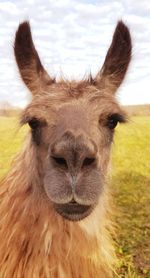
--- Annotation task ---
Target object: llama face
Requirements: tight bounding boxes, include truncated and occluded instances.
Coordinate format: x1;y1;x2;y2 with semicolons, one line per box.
15;21;131;221
44;103;100;221
44;101;125;221
21;86;126;221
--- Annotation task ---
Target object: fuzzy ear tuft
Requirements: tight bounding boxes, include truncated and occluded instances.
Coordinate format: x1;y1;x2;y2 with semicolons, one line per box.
14;21;55;95
95;21;132;94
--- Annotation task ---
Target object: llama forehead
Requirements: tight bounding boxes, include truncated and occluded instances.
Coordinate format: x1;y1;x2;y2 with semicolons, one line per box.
22;93;123;125
21;82;93;119
53;92;124;121
22;78;125;127
55;103;90;135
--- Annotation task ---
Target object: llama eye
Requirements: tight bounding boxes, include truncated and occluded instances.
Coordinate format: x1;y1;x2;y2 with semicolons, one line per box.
83;157;95;167
28;118;40;129
52;156;68;168
107;114;120;129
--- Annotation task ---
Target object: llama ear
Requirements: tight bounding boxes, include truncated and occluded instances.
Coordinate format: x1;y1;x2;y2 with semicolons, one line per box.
95;21;132;94
14;21;55;95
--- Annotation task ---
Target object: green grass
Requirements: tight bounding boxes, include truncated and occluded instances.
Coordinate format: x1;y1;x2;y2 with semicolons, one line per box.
112;116;150;277
0;116;150;277
0;117;27;177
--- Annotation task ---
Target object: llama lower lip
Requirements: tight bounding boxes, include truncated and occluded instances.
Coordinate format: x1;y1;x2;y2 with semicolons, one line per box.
54;203;93;221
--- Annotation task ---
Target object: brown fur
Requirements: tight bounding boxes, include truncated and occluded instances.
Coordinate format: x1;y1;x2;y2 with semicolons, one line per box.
0;20;132;277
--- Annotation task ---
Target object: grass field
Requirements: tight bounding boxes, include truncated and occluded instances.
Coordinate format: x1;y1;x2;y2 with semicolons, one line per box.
0;115;150;277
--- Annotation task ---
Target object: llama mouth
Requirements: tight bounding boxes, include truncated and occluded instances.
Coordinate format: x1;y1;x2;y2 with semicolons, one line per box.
54;202;93;221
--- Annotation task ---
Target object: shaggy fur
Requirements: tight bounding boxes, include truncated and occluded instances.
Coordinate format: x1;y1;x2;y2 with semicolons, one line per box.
0;20;132;277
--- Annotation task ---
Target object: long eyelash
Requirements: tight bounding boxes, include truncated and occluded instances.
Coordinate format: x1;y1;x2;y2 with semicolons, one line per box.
20;115;47;127
104;113;128;130
108;113;127;123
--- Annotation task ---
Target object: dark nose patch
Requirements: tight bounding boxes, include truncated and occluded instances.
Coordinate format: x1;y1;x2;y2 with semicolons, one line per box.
51;130;97;174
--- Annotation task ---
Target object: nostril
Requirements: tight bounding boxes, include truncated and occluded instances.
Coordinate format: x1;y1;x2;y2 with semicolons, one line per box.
51;156;68;168
82;157;96;167
69;199;77;204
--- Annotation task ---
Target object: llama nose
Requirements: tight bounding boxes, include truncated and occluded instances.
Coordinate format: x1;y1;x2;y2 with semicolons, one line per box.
51;152;96;170
51;140;97;172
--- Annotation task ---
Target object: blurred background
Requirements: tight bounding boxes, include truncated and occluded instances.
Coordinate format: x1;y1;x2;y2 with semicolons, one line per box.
0;0;150;108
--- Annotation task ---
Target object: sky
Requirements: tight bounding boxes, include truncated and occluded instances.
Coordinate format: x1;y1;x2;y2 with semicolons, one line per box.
0;0;150;107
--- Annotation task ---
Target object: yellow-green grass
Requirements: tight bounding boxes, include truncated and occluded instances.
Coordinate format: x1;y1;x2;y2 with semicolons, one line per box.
0;116;150;277
112;116;150;277
0;117;28;177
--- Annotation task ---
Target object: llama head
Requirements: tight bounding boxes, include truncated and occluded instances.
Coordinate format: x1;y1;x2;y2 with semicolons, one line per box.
14;21;131;221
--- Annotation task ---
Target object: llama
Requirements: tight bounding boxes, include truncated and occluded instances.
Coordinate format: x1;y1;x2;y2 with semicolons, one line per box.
0;21;131;277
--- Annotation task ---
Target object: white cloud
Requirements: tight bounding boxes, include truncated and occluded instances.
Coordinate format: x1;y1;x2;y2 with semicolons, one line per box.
0;0;149;107
0;2;19;15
